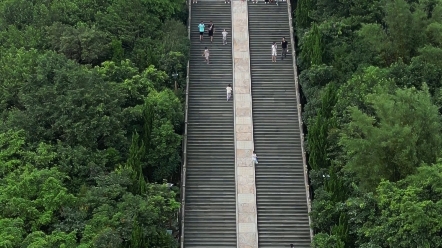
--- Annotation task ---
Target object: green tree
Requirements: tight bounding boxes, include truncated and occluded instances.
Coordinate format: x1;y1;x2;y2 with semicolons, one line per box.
296;0;312;29
308;83;337;170
360;164;442;247
46;22;111;65
143;89;182;182
159;51;187;89
297;0;442;245
0;0;35;29
79;170;179;247
333;66;394;125
0;25;46;50
126;132;147;194
358;0;429;65
0;0;188;246
0;163;77;247
312;232;345;248
0;130;26;177
425;22;442;47
0;50;128;150
111;39;125;63
96;0;183;50
300;23;324;67
340;84;442;190
97;59;139;84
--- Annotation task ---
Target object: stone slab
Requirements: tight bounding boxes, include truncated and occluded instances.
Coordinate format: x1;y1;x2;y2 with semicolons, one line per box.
239;223;257;233
232;1;259;248
238;194;255;204
237;166;254;176
237;141;253;150
236;117;252;124
234;93;252;102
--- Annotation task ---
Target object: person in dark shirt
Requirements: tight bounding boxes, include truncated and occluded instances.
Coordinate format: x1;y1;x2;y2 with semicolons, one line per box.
281;37;288;60
208;21;214;43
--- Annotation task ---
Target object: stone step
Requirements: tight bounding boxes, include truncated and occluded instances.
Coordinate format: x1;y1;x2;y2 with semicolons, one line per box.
184;2;237;248
248;2;311;247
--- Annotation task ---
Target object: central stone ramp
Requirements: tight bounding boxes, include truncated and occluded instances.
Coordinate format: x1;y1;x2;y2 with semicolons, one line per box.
183;1;237;248
248;2;311;247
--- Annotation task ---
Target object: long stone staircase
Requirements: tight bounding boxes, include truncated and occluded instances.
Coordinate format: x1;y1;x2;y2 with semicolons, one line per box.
183;1;237;247
247;2;311;247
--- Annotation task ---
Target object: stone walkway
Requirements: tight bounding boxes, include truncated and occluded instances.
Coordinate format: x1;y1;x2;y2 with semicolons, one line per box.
231;1;259;248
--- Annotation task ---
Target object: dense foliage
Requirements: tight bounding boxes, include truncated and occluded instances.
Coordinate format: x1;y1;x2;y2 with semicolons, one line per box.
0;0;188;247
295;0;442;246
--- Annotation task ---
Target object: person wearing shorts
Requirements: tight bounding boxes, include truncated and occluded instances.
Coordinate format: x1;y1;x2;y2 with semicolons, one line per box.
198;21;205;42
208;21;214;43
265;0;269;4
272;42;277;62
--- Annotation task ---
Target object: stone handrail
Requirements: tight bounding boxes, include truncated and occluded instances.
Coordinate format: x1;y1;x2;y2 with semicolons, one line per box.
180;0;191;247
286;0;314;240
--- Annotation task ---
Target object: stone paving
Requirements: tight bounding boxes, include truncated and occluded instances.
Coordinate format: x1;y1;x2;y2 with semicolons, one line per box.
231;1;259;248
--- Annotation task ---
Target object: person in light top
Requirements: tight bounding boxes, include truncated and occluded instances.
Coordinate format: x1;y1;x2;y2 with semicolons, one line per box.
271;42;277;62
222;29;228;45
198;21;205;41
226;84;232;101
252;151;258;164
202;47;210;64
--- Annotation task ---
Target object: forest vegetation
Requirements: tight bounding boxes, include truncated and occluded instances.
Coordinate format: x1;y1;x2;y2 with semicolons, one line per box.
295;0;442;246
0;0;188;247
2;0;442;247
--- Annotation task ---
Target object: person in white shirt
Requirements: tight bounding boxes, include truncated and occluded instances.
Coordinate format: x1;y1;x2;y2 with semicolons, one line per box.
222;29;228;45
272;42;277;62
226;84;232;101
202;47;210;64
252;151;258;164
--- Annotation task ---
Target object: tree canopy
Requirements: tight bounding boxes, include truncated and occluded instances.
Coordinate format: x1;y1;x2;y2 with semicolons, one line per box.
296;0;442;246
0;0;187;246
